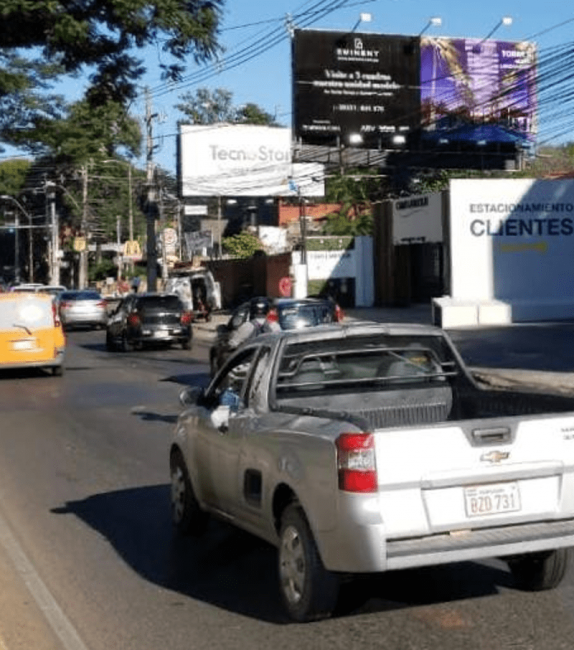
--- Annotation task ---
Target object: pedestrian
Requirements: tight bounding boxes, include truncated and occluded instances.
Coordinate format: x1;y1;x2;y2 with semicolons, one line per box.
131;275;141;293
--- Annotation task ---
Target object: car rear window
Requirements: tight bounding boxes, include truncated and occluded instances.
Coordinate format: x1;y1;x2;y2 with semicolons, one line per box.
0;297;54;330
61;291;101;300
136;295;183;310
278;303;335;330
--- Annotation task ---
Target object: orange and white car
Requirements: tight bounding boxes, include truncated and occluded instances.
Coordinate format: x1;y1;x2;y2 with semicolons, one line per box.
0;292;66;375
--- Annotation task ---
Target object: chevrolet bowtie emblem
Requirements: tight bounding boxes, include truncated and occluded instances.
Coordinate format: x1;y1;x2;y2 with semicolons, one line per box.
480;450;510;464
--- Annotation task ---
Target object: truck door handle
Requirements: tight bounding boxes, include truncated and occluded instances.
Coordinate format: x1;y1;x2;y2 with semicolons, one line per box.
472;427;511;444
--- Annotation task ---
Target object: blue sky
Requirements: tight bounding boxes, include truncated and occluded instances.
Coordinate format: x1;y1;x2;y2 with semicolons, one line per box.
4;0;574;174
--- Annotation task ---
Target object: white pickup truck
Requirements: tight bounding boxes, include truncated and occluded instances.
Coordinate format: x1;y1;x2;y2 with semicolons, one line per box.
170;322;574;621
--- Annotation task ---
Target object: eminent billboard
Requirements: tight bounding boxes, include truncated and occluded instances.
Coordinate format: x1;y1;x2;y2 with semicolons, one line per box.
292;29;420;148
420;37;537;148
179;124;325;197
292;29;537;153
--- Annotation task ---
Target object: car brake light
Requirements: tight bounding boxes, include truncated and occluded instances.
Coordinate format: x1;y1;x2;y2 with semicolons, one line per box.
180;311;193;325
334;304;344;322
97;300;106;308
127;313;140;326
335;433;377;493
266;308;279;323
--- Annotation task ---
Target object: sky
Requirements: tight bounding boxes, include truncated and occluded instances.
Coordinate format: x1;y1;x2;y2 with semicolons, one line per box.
4;0;574;175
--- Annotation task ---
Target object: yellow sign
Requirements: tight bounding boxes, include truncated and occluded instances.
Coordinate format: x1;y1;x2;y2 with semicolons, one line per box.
123;240;141;256
73;237;86;252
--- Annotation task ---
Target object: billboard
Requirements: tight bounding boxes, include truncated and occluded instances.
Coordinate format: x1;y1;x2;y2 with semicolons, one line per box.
292;29;537;155
179;124;325;197
292;29;420;148
420;37;537;149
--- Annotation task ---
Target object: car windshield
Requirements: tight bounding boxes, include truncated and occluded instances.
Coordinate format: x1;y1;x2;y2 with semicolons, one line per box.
274;334;458;397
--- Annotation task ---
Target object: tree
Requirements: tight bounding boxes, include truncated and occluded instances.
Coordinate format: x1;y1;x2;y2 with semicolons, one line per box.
176;87;280;125
0;0;223;147
0;159;32;197
222;231;263;259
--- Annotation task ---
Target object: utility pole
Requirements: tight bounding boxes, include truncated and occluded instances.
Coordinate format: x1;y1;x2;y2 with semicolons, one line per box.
145;87;158;293
78;165;89;288
45;182;60;286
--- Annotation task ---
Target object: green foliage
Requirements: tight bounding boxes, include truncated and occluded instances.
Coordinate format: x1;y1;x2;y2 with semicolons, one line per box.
0;0;223;105
222;231;263;259
176;87;280;125
89;258;117;282
27;99;141;161
0;159;31;196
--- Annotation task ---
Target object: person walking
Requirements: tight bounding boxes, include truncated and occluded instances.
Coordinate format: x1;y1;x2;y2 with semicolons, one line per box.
131;275;141;293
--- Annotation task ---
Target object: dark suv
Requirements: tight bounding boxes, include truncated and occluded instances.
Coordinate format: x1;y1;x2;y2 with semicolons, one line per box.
209;296;343;375
106;293;193;351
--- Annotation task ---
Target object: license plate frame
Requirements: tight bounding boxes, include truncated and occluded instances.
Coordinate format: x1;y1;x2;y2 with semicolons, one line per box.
464;481;521;518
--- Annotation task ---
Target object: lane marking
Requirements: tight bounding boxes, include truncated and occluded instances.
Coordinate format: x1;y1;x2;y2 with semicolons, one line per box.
0;510;91;650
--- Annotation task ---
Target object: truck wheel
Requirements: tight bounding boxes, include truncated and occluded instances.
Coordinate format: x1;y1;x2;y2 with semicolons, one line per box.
170;449;208;536
508;548;571;591
278;504;339;622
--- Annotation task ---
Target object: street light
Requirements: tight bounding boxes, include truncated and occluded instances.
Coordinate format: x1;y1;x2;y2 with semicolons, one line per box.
0;195;34;283
350;12;372;33
473;16;512;52
419;17;442;36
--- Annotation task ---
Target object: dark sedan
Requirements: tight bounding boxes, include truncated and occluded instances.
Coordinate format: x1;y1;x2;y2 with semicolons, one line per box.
105;293;193;351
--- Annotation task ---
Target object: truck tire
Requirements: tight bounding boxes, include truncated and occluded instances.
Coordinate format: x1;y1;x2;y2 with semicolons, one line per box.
278;504;339;622
170;449;208;536
508;548;571;591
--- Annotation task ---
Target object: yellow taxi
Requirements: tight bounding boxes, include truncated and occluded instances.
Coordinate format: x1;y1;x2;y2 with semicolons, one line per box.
0;292;66;375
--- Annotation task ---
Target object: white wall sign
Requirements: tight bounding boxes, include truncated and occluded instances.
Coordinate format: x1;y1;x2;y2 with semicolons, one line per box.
179;124;325;197
449;178;574;321
392;192;443;245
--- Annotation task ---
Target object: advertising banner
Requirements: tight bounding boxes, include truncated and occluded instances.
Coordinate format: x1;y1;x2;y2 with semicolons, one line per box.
179;124;325;197
292;29;420;147
420;37;537;148
449;178;574;320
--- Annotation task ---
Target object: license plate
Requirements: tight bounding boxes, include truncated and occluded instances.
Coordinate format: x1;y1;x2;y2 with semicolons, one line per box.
464;482;521;518
12;339;36;351
153;330;169;338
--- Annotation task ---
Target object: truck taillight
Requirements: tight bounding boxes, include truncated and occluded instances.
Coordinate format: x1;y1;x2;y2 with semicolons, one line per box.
127;313;140;327
336;433;377;493
180;310;193;325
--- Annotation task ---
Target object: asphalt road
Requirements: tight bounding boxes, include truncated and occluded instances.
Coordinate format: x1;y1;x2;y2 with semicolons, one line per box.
1;322;574;650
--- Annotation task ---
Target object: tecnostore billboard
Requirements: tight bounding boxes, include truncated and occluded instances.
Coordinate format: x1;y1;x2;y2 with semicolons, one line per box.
179;124;325;198
292;29;537;152
292;29;421;148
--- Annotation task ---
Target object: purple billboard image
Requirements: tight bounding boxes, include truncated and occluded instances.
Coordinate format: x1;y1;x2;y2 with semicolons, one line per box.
420;37;538;147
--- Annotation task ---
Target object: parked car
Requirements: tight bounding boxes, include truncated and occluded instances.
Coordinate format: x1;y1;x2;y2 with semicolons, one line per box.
105;293;193;351
209;296;343;376
172;322;574;622
0;292;65;375
58;289;108;330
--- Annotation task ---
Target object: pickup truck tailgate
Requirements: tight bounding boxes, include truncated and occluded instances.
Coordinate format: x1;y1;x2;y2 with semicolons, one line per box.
373;414;574;539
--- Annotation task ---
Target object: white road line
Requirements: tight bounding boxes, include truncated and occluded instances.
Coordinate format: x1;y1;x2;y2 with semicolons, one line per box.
0;511;91;650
